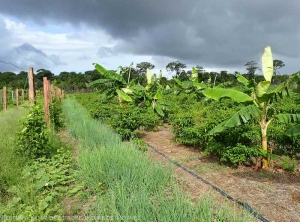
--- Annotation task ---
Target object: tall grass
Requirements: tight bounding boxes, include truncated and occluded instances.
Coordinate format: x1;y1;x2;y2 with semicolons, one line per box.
0;106;28;201
63;99;254;222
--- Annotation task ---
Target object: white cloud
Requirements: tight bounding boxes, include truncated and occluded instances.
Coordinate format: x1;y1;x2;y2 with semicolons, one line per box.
1;17;181;75
1;17;122;73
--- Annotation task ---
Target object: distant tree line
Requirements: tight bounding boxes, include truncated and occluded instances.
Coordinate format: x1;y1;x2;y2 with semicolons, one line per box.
0;60;289;91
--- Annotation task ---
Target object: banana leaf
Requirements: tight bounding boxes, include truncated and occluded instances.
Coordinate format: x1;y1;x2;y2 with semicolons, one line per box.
116;89;132;102
203;88;253;103
207;105;261;135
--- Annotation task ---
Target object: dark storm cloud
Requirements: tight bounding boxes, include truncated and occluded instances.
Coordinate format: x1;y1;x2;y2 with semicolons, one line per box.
1;0;300;73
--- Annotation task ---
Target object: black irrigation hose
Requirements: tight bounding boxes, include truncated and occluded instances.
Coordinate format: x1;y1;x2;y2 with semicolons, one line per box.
147;143;269;222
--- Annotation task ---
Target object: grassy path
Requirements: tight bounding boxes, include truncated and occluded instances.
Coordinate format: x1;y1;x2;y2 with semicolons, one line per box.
0;107;28;201
63;98;254;222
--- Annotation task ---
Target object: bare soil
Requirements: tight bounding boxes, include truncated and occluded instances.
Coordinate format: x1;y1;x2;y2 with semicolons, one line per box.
141;124;300;222
58;130;96;222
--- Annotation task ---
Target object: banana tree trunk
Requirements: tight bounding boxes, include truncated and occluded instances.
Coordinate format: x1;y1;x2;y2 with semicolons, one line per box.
260;103;270;169
261;124;269;168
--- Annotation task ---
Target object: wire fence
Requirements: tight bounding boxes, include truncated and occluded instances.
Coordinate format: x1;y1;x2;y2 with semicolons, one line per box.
0;87;28;111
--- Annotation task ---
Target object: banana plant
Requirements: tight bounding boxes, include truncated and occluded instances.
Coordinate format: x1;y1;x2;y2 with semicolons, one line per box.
89;63;134;105
173;67;208;98
131;68;167;116
202;46;300;168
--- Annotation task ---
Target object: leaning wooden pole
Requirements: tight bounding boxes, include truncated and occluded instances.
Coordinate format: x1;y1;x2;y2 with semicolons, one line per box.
28;67;35;106
43;77;50;127
2;87;6;111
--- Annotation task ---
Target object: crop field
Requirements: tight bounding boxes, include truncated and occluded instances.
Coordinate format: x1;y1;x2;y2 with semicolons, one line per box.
0;47;300;221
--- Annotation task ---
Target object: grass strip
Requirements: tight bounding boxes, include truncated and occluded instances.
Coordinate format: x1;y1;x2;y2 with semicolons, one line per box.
0;106;28;201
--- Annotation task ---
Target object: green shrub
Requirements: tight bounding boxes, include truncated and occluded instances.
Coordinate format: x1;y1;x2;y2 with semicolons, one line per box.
280;156;298;172
267;95;300;156
16;105;53;158
49;98;64;131
171;113;199;145
169;98;263;165
108;106;144;140
0;148;83;219
140;109;163;131
76;94;162;140
220;144;263;165
132;138;148;152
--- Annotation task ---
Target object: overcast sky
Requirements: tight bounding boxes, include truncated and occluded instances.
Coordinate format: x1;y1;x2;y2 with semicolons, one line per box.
0;0;299;76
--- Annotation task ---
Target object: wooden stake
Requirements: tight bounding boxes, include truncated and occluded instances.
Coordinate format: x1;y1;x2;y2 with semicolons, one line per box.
22;89;24;103
16;89;19;107
28;67;35;106
58;88;61;100
47;80;52;104
2;87;6;111
43;77;50;127
62;90;65;99
54;86;58;99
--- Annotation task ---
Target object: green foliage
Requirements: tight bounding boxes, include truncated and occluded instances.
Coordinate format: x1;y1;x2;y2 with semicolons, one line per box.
268;95;300;156
0;148;84;220
63;98;252;221
169;89;300;166
76;94;162;141
220;144;263;165
92;63;126;85
140;108;162;131
170;98;264;165
0;107;28;202
203;88;253;103
132;138;148;152
201;47;300;168
108;106;141;140
108;106;162;140
16;105;53;159
49;98;64;131
280;156;298;172
207;105;261;135
171;113;200;146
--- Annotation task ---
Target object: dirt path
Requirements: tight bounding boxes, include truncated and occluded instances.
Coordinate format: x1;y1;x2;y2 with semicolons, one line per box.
141;124;300;222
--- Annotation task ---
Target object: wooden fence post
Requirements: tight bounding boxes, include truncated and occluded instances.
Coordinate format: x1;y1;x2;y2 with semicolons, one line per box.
58;88;61;100
43;77;50;127
28;67;35;106
62;90;65;99
16;89;19;107
2;87;6;111
53;86;57;99
22;89;24;103
48;80;52;104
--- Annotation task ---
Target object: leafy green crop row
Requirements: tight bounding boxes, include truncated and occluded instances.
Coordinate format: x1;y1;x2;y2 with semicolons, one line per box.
0;98;84;221
168;93;300;166
75;94;162;140
63;98;254;222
